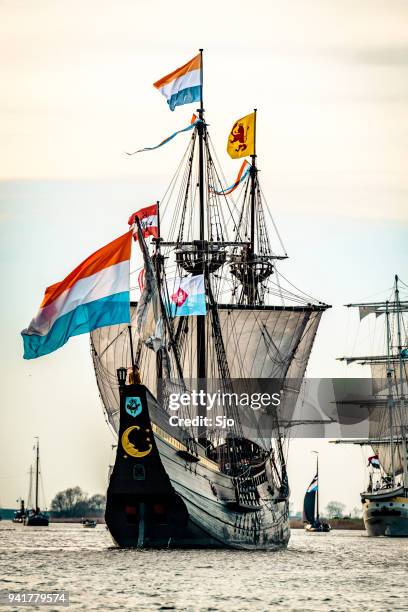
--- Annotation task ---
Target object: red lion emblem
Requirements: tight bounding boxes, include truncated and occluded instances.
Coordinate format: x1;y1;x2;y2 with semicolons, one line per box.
229;121;249;153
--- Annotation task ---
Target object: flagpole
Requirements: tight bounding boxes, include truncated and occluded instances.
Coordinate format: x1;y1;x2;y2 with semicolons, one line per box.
199;48;204;113
198;48;205;240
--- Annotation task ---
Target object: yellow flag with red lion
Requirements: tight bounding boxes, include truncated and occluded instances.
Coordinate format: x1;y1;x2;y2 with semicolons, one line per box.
227;112;255;159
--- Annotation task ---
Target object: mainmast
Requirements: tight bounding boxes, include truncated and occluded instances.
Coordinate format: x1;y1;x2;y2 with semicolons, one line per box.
395;275;408;489
196;49;206;440
385;300;396;485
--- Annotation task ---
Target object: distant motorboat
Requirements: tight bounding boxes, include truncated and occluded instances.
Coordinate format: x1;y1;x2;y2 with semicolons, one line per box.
303;453;331;533
13;499;26;523
82;519;97;528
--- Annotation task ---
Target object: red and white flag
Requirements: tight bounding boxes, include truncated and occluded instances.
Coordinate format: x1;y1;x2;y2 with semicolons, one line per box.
128;204;158;241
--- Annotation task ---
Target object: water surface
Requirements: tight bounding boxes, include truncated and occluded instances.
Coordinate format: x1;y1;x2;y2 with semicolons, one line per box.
0;522;407;611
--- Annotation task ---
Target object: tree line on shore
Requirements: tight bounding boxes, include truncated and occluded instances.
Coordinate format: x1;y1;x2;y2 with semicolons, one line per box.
50;487;106;517
49;489;358;520
291;500;362;519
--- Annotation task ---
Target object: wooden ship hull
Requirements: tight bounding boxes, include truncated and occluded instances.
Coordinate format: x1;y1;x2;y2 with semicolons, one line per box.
105;384;290;549
24;512;49;527
362;487;408;537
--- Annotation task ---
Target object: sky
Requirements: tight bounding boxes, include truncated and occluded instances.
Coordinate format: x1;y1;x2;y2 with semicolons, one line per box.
0;0;407;514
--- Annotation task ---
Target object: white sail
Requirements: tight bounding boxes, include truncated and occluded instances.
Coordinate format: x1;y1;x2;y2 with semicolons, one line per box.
91;303;323;436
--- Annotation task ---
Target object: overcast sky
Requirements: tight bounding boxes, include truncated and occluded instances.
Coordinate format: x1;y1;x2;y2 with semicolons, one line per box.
0;0;407;514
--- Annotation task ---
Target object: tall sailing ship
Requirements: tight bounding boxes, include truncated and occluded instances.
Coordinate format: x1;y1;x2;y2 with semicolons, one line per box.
334;276;408;536
90;51;329;548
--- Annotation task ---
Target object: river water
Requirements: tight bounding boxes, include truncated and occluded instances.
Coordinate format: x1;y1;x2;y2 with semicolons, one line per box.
0;522;407;611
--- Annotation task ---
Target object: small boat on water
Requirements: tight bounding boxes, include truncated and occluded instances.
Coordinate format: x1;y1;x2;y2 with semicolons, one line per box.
13;499;26;523
24;438;49;527
303;453;331;533
82;519;97;528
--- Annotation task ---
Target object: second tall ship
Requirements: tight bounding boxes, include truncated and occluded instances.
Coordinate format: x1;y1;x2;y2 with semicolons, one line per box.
334;275;408;536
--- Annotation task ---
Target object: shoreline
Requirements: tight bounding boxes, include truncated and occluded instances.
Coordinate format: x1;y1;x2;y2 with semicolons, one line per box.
290;518;364;530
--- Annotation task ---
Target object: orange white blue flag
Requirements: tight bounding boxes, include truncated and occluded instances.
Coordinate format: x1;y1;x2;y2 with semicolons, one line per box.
21;232;132;359
153;53;202;111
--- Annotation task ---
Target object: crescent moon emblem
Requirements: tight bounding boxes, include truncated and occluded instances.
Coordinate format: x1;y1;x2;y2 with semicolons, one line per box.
121;425;153;458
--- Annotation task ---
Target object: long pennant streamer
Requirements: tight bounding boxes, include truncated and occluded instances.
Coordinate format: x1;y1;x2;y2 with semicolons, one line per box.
211;160;251;195
126;119;201;155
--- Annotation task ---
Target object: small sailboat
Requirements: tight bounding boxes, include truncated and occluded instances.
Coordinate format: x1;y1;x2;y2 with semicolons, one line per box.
303;453;331;532
24;438;49;527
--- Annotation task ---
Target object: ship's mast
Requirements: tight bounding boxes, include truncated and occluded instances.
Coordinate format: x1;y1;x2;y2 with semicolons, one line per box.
197;48;206;440
35;437;39;511
155;200;163;389
385;302;396;485
395;275;408;489
313;451;319;522
27;465;33;510
249;108;257;257
248;108;258;304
